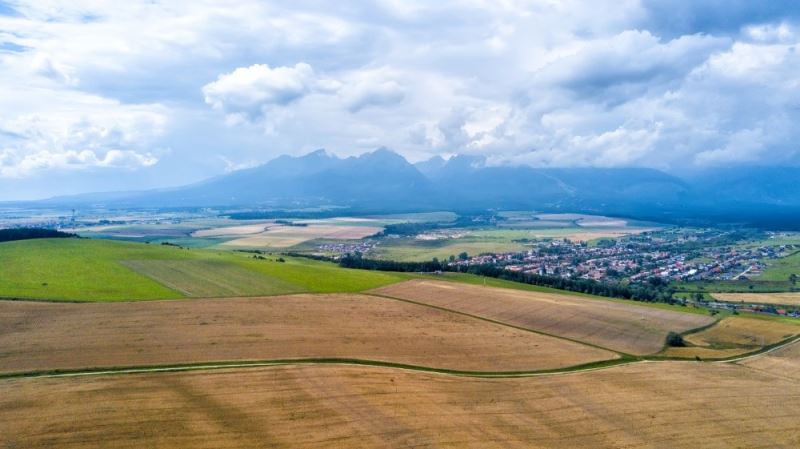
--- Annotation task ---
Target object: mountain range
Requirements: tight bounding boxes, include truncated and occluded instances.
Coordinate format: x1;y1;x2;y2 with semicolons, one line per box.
29;148;800;229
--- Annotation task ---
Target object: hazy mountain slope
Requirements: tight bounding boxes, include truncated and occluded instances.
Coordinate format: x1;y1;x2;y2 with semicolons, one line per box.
30;150;800;229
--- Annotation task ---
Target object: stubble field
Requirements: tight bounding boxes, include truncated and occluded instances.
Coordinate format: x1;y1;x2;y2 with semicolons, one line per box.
0;294;616;374
3;355;800;449
661;316;800;359
372;280;715;355
221;224;382;248
712;292;800;306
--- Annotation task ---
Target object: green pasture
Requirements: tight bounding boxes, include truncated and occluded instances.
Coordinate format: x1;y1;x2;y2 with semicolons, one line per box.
0;238;404;301
759;252;800;282
372;235;528;262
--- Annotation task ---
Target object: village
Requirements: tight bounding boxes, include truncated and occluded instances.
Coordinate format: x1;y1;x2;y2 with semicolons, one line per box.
449;228;798;285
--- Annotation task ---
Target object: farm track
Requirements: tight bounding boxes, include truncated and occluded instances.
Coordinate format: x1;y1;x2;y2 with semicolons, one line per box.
0;294;616;374
3;322;799;382
2;279;798;382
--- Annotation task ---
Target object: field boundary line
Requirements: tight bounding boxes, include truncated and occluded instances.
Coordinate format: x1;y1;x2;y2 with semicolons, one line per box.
4;337;797;381
0;356;639;381
646;333;800;363
364;292;631;357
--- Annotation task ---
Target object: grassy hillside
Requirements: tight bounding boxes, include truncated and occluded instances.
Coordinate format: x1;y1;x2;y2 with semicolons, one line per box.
0;239;404;301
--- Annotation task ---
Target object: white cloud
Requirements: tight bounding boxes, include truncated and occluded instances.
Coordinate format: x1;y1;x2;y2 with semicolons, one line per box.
0;82;167;177
0;148;158;177
2;0;800;198
202;63;317;120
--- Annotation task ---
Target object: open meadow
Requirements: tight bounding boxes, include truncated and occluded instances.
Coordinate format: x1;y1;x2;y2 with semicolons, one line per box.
0;239;404;301
372;279;715;355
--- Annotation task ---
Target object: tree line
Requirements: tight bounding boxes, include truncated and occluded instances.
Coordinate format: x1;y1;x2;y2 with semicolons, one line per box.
336;253;679;304
0;228;78;243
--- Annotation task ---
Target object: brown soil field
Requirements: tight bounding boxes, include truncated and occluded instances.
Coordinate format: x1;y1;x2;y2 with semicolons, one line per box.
222;225;383;248
3;360;800;448
0;295;615;374
712;292;800;306
372;280;715;355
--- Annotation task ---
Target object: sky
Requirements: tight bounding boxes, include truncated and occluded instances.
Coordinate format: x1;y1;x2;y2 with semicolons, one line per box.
1;0;800;200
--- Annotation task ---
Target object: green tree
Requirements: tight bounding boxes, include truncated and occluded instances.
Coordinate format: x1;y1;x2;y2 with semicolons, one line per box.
666;332;685;347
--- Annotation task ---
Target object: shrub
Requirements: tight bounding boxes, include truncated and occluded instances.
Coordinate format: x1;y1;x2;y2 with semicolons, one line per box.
666;331;685;347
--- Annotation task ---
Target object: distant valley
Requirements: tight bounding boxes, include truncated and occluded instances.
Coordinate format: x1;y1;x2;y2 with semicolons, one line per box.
18;148;800;230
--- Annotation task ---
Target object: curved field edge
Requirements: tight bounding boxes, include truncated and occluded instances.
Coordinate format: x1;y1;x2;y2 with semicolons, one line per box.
0;355;639;380
654;312;800;359
4;336;799;381
0;293;617;374
649;333;800;362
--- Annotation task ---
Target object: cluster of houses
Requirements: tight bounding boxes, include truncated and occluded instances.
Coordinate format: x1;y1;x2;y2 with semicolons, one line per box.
316;240;377;256
449;229;798;286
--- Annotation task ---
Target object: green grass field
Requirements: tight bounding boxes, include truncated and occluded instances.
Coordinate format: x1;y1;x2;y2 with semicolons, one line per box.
120;259;302;297
759;252;800;282
373;234;528;262
0;239;404;301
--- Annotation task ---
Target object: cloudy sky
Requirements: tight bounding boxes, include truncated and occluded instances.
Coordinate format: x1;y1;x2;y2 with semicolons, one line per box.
1;0;800;199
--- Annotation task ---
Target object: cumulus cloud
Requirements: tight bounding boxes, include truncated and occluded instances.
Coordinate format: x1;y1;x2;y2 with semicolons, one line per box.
345;77;405;113
202;63;317;120
3;0;800;198
0;83;167;178
0;148;157;177
532;31;729;102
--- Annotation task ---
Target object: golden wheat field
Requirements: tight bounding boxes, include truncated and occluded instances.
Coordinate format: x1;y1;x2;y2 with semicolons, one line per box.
373;280;714;355
0;294;614;374
2;356;800;449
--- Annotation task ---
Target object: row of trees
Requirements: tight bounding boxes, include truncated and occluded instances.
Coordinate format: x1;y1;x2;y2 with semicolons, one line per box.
0;227;78;243
336;253;679;304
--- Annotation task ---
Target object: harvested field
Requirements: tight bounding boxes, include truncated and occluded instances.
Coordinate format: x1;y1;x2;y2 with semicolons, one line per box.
192;222;274;237
685;317;799;349
3;361;800;448
660;346;750;359
372;280;715;355
120;260;301;297
222;224;382;248
712;292;800;306
659;317;799;359
0;295;615;374
740;339;800;380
